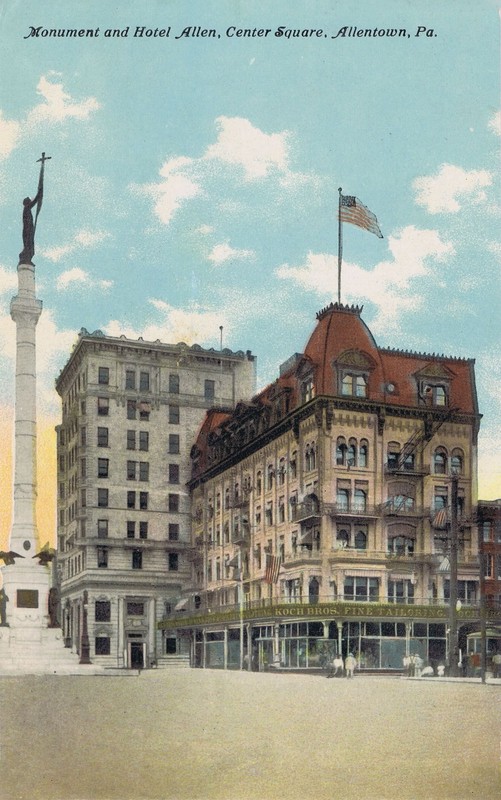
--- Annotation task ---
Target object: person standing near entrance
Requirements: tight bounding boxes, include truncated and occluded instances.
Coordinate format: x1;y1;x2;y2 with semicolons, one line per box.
345;652;356;678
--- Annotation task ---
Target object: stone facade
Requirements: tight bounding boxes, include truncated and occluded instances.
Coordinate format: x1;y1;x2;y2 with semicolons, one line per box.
55;330;255;668
162;303;497;673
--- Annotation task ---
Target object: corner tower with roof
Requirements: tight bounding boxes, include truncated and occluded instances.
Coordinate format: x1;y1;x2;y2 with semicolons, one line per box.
161;302;494;674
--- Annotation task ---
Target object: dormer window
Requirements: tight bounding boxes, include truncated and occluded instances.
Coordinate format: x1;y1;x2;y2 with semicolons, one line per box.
341;372;367;398
423;383;447;407
301;378;315;404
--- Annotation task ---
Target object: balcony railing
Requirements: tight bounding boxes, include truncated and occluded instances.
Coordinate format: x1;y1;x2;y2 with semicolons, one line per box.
291;502;321;523
323;502;377;518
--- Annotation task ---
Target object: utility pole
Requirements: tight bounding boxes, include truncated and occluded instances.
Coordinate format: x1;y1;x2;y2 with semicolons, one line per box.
448;473;459;677
478;515;487;684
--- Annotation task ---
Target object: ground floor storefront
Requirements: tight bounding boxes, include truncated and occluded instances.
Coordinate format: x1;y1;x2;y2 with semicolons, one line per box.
160;600;501;674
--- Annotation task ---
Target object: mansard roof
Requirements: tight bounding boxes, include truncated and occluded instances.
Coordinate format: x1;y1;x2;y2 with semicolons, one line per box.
190;302;479;482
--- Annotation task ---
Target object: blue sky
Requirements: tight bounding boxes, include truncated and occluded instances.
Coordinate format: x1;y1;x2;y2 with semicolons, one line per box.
0;0;500;501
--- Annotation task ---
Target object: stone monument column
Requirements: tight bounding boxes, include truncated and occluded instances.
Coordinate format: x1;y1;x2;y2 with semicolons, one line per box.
1;154;50;631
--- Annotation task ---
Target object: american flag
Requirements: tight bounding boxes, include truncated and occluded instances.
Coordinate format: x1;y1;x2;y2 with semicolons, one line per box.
432;507;448;530
339;195;383;238
265;553;282;585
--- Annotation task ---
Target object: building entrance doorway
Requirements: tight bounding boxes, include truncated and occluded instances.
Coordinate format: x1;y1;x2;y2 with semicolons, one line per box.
128;641;145;669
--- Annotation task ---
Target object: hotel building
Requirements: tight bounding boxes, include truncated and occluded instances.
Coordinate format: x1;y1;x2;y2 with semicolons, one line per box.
160;302;500;672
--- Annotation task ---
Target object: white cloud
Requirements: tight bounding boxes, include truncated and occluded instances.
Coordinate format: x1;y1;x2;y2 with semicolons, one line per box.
56;267;113;292
42;228;111;263
0;111;21;160
27;75;101;125
131;156;202;225
276;226;454;334
0;75;100;163
413;163;492;213
204;116;290;179
104;300;227;346
488;110;501;136
207;242;255;264
134;116;316;226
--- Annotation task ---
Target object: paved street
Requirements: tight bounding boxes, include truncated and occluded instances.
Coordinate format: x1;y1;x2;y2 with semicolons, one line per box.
0;670;499;800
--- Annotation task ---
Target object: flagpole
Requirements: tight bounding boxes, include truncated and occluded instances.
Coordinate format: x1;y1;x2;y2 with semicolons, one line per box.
338;187;343;304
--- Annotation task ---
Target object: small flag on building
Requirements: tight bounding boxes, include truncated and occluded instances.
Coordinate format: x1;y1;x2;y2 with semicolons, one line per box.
339;195;383;238
265;553;282;584
431;507;448;530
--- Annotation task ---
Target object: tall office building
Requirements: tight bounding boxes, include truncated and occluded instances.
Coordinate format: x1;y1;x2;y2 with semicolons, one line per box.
55;329;255;668
161;302;496;673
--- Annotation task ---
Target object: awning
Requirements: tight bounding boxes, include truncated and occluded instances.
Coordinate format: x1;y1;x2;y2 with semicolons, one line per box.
174;598;189;611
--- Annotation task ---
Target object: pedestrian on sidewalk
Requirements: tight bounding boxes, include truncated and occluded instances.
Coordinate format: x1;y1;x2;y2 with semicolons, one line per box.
345;652;356;678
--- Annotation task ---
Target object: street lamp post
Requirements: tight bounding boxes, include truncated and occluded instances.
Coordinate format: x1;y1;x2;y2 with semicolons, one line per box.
79;589;91;665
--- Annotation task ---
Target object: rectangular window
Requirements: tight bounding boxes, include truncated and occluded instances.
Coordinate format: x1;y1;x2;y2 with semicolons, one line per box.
127;491;136;509
169;553;179;571
95;637;110;655
204;379;215;401
97;397;109;416
169;464;180;484
139;462;149;482
139;371;150;391
98;367;109;385
127;461;137;480
139;431;149;451
169;434;180;454
97;488;109;508
169;374;180;394
168;523;179;541
169;405;180;424
125;370;136;390
138;402;150;421
127;400;137;420
81;489;86;507
139;521;148;540
127;430;136;450
168;493;179;513
97;547;108;568
97;519;108;539
95;601;111;622
81;426;87;446
139;492;148;510
97;427;109;447
127;602;144;616
81;458;86;479
98;458;109;478
132;550;142;569
127;521;135;539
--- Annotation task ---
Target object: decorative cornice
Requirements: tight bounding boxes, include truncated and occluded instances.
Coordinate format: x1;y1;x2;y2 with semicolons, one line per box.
316;301;363;321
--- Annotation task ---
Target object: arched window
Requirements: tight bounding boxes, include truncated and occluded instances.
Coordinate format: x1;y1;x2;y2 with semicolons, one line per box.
337;529;349;546
309;577;320;604
353;488;367;512
267;464;274;489
290;451;297;479
336;437;347;466
387;442;400;470
224;487;231;509
354;530;367;550
256;471;262;494
348;441;357;467
434;448;447;475
451;449;464;475
359;440;368;468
